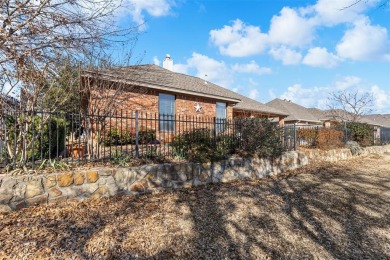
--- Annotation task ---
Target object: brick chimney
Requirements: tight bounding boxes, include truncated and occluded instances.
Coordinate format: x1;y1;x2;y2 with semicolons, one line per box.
162;54;173;71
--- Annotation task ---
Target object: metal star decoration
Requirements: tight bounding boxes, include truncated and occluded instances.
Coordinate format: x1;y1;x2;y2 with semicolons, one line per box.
194;103;202;112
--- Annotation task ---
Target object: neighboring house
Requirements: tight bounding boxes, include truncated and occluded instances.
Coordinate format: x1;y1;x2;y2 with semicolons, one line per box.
365;114;390;128
266;98;322;126
81;55;287;128
307;108;335;128
307;107;383;143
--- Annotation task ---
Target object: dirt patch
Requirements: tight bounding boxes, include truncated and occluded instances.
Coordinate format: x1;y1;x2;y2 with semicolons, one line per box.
1;154;389;259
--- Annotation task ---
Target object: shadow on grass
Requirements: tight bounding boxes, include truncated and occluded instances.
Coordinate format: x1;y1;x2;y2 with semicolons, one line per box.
171;160;390;259
0;157;389;259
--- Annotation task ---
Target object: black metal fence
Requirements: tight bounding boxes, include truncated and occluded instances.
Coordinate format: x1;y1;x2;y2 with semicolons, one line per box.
292;124;382;148
0;108;388;171
0;109;296;170
381;127;390;144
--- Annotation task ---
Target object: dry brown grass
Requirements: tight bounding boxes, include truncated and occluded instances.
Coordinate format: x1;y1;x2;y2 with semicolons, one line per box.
1;154;389;259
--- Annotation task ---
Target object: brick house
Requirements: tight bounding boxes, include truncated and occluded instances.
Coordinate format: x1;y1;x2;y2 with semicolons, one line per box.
81;56;287;141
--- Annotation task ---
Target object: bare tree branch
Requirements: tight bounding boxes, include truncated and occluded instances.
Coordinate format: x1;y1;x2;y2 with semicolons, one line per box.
326;90;374;122
339;0;389;10
0;0;139;106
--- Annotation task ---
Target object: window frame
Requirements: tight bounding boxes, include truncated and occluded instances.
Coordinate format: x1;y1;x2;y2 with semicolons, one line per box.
158;93;176;132
216;102;227;133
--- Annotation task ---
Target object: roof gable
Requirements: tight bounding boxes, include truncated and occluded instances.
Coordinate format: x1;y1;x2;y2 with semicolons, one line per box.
266;98;321;123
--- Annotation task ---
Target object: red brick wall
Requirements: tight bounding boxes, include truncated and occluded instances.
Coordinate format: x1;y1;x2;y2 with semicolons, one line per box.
87;85;235;141
89;87;234;119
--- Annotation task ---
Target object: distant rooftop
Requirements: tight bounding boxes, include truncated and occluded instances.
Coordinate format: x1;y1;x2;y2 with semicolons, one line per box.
266;98;321;124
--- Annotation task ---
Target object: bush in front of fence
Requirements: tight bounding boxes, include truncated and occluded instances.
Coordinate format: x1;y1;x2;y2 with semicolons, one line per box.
297;128;318;148
235;118;284;159
171;128;236;163
102;128;156;146
345;122;374;147
297;127;344;149
317;128;344;149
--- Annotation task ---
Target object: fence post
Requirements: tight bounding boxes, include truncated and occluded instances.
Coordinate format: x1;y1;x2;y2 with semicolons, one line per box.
213;117;217;148
293;124;297;151
380;127;383;145
135;111;139;159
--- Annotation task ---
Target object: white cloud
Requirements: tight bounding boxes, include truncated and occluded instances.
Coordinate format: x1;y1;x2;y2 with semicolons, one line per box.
303;47;340;68
268;7;316;47
313;0;378;26
153;56;160;66
371;85;390;112
231;61;272;74
269;46;302;65
336;18;390;61
122;0;176;29
209;19;268;57
173;52;233;88
208;0;389;67
249;89;259;100
279;76;390;113
334;76;362;90
280;84;329;108
172;63;188;74
209;8;315;57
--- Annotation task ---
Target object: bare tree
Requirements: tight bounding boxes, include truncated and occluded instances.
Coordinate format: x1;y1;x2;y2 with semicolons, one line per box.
327;90;374;122
0;0;138;110
0;0;142;168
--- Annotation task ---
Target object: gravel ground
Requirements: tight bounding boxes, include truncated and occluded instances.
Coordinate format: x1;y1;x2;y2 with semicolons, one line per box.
0;153;389;259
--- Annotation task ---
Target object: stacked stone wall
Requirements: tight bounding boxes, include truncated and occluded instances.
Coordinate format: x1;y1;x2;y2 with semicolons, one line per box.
1;145;389;212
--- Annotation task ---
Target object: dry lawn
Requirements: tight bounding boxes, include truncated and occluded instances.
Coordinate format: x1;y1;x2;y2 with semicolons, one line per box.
1;153;389;259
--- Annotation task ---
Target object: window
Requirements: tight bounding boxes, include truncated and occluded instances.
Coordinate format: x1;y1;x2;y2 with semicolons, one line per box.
159;93;175;131
216;102;226;133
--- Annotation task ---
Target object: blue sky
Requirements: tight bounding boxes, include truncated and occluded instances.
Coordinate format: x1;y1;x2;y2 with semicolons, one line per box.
116;0;390;113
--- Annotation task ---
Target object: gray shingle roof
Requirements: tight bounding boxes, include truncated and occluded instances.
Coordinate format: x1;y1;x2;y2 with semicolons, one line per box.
365;114;390;127
232;93;288;116
307;108;329;121
323;109;383;126
83;64;287;117
83;64;241;102
266;98;322;123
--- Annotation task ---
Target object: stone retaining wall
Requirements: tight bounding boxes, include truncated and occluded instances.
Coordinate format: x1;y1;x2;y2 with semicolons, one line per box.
1;145;389;212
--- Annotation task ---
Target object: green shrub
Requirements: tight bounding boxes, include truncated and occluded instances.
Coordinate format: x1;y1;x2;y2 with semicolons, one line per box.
346;141;362;155
102;128;156;146
171;119;284;163
171;128;236;163
346;122;374;147
235;118;283;158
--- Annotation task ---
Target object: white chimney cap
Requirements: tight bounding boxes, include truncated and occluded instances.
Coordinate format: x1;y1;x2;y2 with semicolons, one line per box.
163;54;173;71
